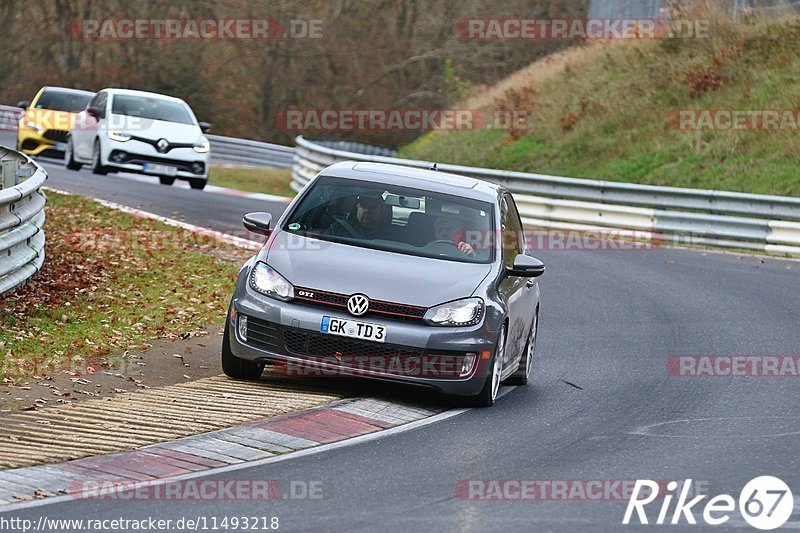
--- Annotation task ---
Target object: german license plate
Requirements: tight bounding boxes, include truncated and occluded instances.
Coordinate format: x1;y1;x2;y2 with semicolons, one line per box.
320;316;386;343
143;163;178;176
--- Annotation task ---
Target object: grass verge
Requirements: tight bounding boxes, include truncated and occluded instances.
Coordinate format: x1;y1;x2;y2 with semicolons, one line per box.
0;192;252;383
209;166;294;197
400;14;800;197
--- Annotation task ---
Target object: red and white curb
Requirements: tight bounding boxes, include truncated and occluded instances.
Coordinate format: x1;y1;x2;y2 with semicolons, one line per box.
0;398;456;507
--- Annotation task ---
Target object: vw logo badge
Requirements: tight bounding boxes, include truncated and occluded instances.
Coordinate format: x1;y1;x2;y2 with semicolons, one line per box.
347;294;369;317
157;138;169;153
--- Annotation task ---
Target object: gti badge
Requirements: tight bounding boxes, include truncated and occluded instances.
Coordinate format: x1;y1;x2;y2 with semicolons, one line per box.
347;294;369;317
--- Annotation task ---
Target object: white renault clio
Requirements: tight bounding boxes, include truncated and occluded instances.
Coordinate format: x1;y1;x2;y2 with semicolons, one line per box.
66;88;211;189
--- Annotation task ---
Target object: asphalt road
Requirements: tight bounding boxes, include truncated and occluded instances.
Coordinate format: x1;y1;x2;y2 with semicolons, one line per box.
2;133;800;531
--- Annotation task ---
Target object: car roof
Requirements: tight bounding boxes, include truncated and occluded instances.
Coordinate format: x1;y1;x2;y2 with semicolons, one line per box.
40;86;95;97
318;161;502;202
97;88;185;102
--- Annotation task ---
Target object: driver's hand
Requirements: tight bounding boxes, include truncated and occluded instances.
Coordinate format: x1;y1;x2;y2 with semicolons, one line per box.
457;241;475;257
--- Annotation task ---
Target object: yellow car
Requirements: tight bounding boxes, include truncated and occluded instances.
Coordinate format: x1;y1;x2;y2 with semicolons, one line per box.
17;86;94;158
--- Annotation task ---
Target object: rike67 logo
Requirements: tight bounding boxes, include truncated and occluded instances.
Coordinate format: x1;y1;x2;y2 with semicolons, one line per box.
623;477;794;530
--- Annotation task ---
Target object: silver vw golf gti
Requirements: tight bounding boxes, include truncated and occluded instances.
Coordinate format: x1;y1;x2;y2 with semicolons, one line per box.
223;162;544;406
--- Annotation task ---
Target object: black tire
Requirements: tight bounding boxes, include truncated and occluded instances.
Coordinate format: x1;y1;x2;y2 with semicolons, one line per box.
65;139;82;170
91;139;108;175
221;311;263;380
189;178;206;190
465;325;506;408
507;307;539;386
159;176;175;186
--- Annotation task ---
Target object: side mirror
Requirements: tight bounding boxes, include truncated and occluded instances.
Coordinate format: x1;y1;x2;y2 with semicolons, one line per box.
199;121;211;133
17;100;30;109
508;254;545;278
243;212;273;235
86;108;100;120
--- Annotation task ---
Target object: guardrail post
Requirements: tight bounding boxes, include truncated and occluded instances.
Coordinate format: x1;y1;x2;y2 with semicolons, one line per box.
1;159;17;190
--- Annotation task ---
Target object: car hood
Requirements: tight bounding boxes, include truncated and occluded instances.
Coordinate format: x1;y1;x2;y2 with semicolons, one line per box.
264;231;493;308
110;115;201;143
24;108;79;131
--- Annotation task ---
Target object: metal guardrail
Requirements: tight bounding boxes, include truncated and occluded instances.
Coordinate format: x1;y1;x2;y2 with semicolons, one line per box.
208;134;295;168
292;135;800;256
0;146;47;295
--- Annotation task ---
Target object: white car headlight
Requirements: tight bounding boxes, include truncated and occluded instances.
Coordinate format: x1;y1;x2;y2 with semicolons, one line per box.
107;131;131;142
249;262;294;301
424;297;484;326
25;121;45;135
193;138;210;153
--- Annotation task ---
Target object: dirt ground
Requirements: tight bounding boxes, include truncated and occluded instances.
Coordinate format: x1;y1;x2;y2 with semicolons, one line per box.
0;327;226;416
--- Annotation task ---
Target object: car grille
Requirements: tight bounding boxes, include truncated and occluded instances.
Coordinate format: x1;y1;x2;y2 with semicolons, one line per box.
43;129;69;143
245;318;279;351
20;139;39;151
294;286;427;322
108;150;205;174
283;327;467;378
243;317;469;378
284;328;424;359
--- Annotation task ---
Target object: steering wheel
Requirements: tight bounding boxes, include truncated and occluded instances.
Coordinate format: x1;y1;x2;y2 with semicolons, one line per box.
332;215;361;238
429;239;459;248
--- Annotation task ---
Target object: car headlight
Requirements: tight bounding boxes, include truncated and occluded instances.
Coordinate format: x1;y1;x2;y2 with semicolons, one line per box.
424;297;484;326
107;131;131;142
193;138;210;153
249;262;294;301
25;121;45;135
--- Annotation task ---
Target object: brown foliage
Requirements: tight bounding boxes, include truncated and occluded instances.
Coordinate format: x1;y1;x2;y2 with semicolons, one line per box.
0;0;589;147
684;39;746;98
493;86;539;141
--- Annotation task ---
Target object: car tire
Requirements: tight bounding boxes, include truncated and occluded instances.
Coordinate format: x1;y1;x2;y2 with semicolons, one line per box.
65;139;82;170
221;310;263;380
91;140;108;175
159;176;175;186
189;178;206;190
465;325;506;408
507;307;538;386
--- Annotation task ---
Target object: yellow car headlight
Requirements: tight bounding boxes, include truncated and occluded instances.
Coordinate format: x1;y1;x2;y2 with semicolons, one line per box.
25;121;45;135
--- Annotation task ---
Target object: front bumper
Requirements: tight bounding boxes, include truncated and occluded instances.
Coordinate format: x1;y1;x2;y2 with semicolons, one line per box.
230;281;499;396
103;140;208;179
17;128;68;157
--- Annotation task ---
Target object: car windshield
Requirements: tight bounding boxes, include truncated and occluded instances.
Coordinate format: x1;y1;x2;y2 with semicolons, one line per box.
284;176;495;264
35;90;92;113
111;95;194;124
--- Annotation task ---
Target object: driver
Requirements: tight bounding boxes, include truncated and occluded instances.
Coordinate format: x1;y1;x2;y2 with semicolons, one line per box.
433;217;475;257
328;192;394;240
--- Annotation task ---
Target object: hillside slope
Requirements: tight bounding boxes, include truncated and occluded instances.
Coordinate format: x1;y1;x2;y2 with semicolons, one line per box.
400;17;800;197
